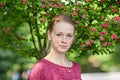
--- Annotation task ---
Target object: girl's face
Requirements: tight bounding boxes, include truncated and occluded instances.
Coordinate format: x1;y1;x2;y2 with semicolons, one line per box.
48;22;74;54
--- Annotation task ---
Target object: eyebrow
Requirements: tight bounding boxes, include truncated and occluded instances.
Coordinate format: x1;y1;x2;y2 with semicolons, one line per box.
56;32;74;34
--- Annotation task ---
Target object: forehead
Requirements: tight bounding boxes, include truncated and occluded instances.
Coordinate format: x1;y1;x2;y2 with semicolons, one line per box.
53;22;74;33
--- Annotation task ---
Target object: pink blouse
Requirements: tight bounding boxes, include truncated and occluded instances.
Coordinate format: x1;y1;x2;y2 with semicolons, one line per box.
28;59;82;80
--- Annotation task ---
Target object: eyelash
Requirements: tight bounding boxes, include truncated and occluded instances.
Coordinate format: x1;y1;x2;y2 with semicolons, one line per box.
56;34;73;37
67;35;73;37
56;34;62;36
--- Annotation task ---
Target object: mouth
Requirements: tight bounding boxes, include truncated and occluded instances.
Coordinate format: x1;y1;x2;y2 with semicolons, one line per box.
60;45;67;49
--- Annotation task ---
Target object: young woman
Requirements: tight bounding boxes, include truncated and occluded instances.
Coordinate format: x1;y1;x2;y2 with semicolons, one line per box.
28;13;82;80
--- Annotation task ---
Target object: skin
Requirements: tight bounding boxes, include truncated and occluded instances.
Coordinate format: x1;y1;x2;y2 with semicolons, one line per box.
44;21;75;67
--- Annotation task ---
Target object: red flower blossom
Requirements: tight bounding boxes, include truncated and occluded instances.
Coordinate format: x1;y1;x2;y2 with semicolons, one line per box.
22;0;27;4
75;20;79;24
100;16;104;20
54;4;58;8
82;14;86;19
90;40;94;44
40;18;45;22
100;37;104;41
72;11;78;16
99;32;103;36
0;2;3;7
102;22;108;28
103;31;108;35
85;0;89;3
41;0;45;2
80;44;85;49
111;33;117;40
48;3;53;7
116;1;120;4
52;0;55;2
109;6;112;8
91;27;96;32
57;2;62;7
89;7;92;10
112;8;118;13
86;41;91;45
46;13;49;17
102;42;108;47
76;1;81;5
76;8;80;11
113;16;120;22
100;0;104;3
81;9;86;12
107;18;111;21
41;4;45;8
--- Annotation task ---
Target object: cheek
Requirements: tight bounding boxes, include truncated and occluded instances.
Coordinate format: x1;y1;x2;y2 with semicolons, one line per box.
51;36;60;43
68;38;74;44
69;40;73;44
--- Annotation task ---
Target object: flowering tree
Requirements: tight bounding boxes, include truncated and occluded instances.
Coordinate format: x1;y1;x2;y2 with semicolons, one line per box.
0;0;120;60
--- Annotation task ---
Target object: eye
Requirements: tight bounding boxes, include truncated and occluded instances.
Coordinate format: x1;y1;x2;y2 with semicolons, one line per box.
56;33;62;36
67;34;73;37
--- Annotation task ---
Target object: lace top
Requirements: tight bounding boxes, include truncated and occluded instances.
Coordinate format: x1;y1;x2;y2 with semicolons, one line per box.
28;59;82;80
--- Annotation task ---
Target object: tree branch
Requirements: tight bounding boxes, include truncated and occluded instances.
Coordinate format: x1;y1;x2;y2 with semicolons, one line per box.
28;20;38;51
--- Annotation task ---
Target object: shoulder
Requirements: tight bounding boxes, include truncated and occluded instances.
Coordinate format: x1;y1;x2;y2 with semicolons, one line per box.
72;61;80;66
31;59;47;71
72;61;81;69
28;59;48;80
72;61;82;75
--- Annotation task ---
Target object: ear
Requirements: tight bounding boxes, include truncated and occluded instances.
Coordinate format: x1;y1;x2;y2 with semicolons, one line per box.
47;30;51;40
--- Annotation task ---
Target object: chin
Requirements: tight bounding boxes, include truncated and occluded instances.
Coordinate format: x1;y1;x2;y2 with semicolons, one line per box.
58;49;68;53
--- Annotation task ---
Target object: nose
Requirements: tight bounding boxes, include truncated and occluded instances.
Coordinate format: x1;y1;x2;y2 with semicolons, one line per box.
62;36;67;43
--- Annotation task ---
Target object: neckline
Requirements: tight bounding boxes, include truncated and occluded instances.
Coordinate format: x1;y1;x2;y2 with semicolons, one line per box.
42;58;74;69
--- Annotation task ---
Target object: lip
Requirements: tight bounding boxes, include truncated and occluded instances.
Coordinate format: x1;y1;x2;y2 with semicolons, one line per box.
60;45;67;48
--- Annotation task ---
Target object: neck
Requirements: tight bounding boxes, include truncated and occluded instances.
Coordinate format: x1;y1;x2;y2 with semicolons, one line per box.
44;49;72;67
46;50;67;61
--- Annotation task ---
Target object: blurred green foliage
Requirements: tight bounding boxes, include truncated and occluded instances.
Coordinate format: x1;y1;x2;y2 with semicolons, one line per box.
0;0;120;79
0;0;120;59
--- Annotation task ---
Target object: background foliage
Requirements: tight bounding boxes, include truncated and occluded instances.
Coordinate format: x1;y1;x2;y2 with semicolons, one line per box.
0;0;120;59
0;0;120;79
